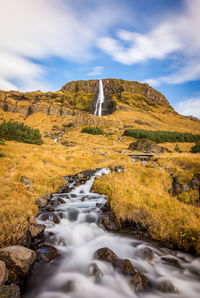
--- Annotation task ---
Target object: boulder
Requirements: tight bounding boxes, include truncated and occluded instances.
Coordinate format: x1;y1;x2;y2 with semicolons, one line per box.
99;211;119;232
161;257;180;267
135;247;155;264
114;258;135;275
156;280;178;293
36;245;60;263
37;212;60;224
0;284;20;298
0;260;7;286
29;224;46;238
130;272;150;293
94;247;116;265
36;197;48;208
0;246;36;277
128;139;167;154
20;176;32;187
88;263;103;283
42;191;52;201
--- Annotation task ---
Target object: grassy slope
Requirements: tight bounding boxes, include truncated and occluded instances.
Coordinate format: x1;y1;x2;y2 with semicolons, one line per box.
0;108;200;253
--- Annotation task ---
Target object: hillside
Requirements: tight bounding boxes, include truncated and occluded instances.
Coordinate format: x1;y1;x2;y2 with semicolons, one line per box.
0;79;200;254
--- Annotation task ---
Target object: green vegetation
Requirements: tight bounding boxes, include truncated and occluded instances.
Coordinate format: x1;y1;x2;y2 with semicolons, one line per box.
0;121;43;145
191;141;200;153
81;126;104;135
175;144;182;153
0;153;6;158
124;129;200;143
0;138;5;145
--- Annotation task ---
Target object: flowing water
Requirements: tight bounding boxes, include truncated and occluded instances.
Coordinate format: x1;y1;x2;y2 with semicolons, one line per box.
94;80;104;116
23;169;200;298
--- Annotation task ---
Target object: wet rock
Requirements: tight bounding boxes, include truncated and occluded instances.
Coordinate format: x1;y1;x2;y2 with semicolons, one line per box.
42;190;52;201
156;280;178;293
99;211;119;232
36;245;60;263
114;258;135;275
130;272;150;293
50;197;65;206
94;247;116;265
36;197;48;208
0;260;7;286
128;139;167;154
28;216;37;225
85;214;97;223
61;280;76;293
98;202;111;212
0;246;36;279
161;257;181;267
29;224;46;238
88;263;103;283
135;247;155;264
38;212;60;224
70;194;77;198
59;184;73;194
43;206;56;212
0;284;20;298
66;208;79;221
20;176;32;187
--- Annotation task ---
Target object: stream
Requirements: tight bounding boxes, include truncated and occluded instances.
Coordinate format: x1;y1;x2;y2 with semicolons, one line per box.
23;168;200;298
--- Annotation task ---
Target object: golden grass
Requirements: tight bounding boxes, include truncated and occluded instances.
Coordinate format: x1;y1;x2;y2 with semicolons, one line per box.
93;161;200;254
0;108;200;251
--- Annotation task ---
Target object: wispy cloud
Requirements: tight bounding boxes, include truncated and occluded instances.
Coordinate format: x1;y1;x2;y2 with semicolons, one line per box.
98;0;200;85
0;0;124;91
88;66;104;76
174;97;200;118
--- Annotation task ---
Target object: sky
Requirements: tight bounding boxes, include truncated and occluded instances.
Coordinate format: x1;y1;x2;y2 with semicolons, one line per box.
0;0;200;118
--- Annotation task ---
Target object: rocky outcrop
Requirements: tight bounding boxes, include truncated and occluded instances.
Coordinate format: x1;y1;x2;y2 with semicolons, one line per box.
128;139;168;154
0;78;174;117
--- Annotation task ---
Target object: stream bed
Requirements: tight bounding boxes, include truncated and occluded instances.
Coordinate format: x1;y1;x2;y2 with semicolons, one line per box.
23;168;200;298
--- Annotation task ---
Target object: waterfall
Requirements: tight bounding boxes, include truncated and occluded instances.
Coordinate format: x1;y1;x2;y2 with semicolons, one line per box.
94;80;104;116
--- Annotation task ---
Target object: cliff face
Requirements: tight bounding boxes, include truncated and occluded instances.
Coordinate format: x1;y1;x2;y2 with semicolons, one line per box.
0;79;174;117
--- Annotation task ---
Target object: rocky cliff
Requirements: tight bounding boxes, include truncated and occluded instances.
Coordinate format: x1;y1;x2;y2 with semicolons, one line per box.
0;79;174;117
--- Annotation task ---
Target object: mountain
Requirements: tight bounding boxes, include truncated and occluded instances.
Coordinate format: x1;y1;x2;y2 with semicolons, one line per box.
0;79;174;117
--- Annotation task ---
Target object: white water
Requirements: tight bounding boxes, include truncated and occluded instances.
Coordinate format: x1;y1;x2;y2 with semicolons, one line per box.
23;169;200;298
94;80;104;116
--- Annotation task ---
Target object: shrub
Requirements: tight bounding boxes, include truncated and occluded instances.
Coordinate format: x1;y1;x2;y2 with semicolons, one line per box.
174;144;182;153
81;126;104;135
0;121;43;145
0;152;6;158
191;141;200;153
0;138;5;145
124;129;200;143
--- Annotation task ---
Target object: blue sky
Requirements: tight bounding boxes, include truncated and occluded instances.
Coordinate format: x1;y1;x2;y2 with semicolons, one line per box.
0;0;200;117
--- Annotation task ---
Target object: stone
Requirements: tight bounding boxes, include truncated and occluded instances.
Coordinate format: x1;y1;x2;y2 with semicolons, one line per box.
128;139;167;154
66;208;79;222
114;258;135;275
35;198;48;208
20;176;32;187
88;263;103;283
0;260;7;286
28;216;37;225
130;272;150;293
156;280;178;293
36;245;60;263
99;211;119;232
37;213;60;224
0;284;20;298
0;246;36;277
29;224;46;238
94;247;116;265
135;247;155;264
161;257;181;267
42;191;52;201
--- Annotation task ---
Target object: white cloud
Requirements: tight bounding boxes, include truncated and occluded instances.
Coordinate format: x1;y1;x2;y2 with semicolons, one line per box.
0;0;123;91
88;66;104;76
174;97;200;118
98;0;200;85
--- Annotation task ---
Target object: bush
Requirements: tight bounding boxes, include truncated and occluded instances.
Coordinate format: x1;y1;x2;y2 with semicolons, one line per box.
191;141;200;153
174;144;182;153
0;138;5;145
0;121;43;145
0;152;6;158
124;129;200;143
81;126;104;135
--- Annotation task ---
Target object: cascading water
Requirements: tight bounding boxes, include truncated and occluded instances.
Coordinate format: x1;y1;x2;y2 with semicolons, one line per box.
94;80;104;116
23;169;200;298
